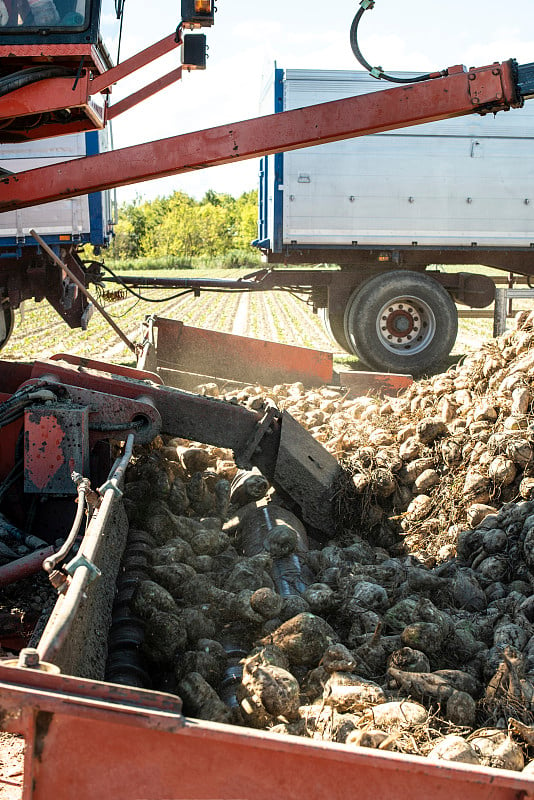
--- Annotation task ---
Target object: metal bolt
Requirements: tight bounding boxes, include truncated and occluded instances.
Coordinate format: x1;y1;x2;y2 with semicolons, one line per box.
467;197;473;204
493;68;501;75
408;196;415;203
18;648;40;669
525;199;531;205
468;73;476;81
472;97;480;104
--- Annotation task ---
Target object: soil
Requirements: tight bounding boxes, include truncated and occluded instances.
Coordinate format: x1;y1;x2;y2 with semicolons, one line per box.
0;733;23;800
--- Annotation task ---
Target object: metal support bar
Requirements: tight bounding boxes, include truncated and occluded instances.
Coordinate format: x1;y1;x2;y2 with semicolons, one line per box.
0;546;55;587
0;60;521;211
493;286;534;336
107;67;183;119
30;231;136;354
493;287;508;337
90;32;182;94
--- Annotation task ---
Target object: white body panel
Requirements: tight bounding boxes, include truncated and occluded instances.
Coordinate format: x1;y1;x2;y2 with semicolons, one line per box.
264;69;534;250
0;131;111;242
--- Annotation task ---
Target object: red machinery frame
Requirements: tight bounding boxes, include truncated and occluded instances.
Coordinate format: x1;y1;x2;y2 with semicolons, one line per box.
2;664;534;800
0;31;184;140
0;60;521;210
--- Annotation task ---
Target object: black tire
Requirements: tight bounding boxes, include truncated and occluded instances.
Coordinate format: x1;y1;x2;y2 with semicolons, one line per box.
0;304;14;351
343;271;458;376
320;306;351;352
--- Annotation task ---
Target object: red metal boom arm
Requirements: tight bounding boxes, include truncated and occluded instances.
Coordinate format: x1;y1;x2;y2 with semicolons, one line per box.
0;60;522;212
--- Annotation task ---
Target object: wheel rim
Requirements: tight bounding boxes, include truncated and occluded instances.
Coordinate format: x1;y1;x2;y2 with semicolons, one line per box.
375;294;436;356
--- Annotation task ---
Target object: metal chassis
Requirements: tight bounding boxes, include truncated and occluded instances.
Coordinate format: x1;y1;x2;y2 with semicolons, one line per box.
263;248;534;281
0;244;93;331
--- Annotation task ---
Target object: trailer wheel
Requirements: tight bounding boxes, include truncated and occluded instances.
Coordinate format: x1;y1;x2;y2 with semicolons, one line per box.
320;307;351;352
343;271;458;376
0;304;14;350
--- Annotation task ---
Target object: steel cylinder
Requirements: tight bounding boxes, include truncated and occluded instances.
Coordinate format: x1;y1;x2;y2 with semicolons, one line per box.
237;503;312;597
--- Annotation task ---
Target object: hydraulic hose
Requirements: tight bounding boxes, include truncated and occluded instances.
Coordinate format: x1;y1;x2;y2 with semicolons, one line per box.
42;473;90;575
0;388;57;430
37;435;134;664
350;1;446;84
0;66;75;99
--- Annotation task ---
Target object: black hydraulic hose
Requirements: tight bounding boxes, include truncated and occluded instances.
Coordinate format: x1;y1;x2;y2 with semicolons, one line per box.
0;386;57;422
350;1;446;84
0;386;58;431
0;66;75;99
0;460;23;504
100;263;195;303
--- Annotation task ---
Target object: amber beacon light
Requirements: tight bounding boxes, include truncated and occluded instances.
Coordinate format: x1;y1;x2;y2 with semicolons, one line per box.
181;0;215;27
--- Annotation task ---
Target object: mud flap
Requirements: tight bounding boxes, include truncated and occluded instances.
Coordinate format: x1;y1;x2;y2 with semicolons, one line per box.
273;411;340;538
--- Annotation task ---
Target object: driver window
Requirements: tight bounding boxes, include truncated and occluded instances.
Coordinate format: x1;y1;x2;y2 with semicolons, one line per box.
1;0;89;27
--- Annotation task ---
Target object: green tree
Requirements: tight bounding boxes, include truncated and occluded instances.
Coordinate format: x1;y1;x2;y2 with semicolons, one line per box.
111;188;259;260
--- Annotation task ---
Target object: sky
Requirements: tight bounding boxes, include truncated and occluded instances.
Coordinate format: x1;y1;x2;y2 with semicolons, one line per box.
101;0;534;204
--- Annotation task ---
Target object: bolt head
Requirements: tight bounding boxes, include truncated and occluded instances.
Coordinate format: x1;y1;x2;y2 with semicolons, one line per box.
18;648;40;668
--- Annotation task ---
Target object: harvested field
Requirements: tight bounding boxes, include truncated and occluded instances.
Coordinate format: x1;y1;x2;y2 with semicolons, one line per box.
0;733;23;800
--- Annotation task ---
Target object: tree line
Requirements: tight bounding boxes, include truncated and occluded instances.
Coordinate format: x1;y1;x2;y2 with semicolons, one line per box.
111;189;258;261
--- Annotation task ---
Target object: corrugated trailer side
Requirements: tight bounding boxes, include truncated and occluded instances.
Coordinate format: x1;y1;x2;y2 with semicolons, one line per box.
254;67;534;375
0;130;113;250
258;68;534;254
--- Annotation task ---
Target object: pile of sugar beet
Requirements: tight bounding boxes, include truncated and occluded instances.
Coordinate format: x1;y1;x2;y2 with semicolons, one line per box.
122;308;534;773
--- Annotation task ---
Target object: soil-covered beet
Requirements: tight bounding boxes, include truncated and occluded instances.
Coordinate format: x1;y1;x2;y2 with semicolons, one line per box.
118;309;534;773
7;311;534;773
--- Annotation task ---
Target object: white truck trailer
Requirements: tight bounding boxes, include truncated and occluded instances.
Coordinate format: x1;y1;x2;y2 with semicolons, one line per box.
0;130;114;349
254;67;534;374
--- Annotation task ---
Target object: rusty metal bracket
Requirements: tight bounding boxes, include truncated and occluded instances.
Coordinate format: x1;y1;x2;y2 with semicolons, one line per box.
19;377;162;445
236;404;281;468
467;65;508;109
64;553;101;584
